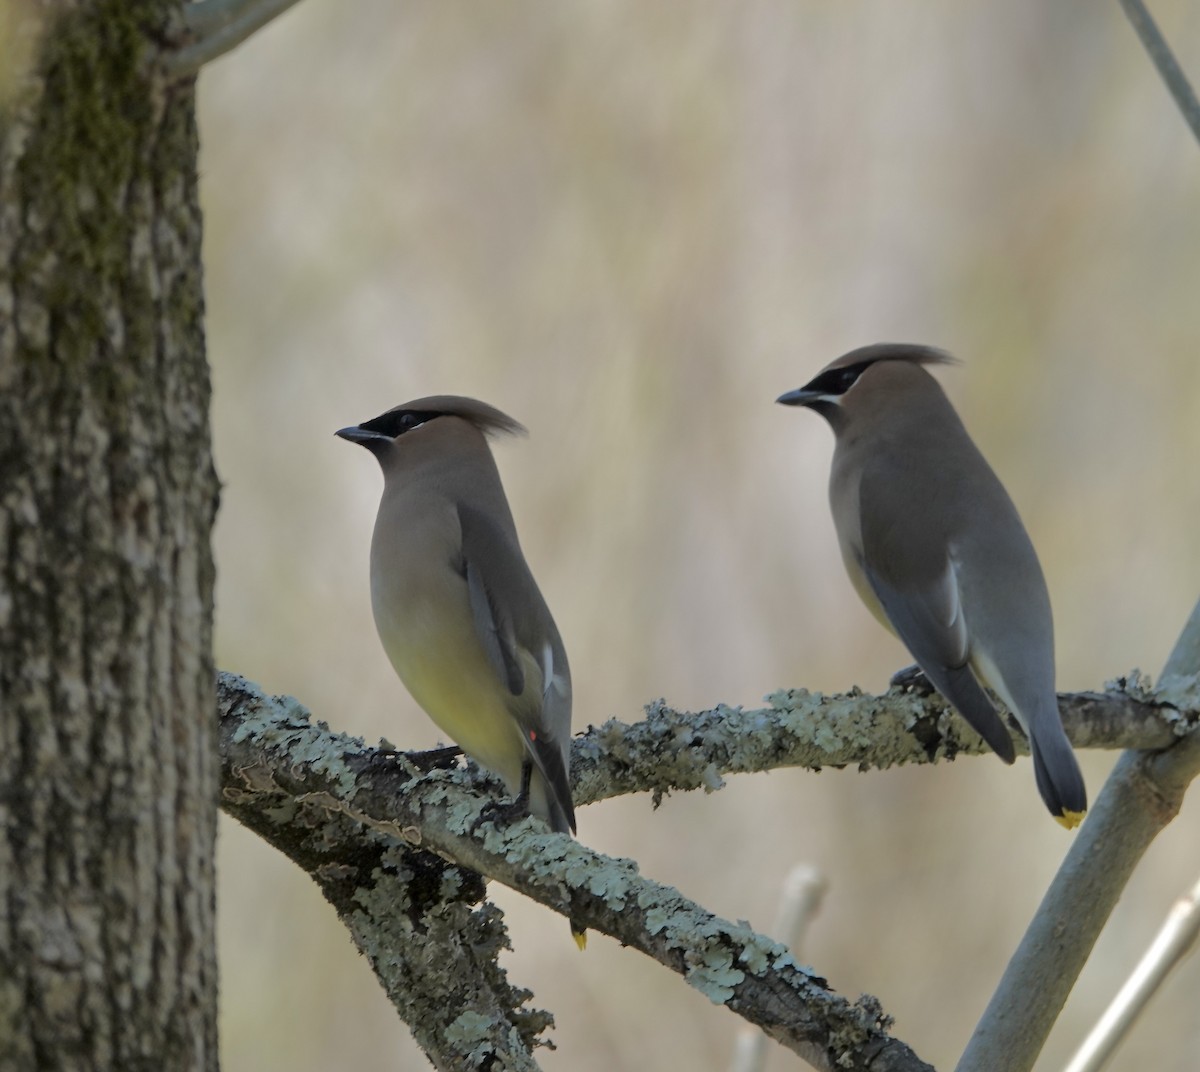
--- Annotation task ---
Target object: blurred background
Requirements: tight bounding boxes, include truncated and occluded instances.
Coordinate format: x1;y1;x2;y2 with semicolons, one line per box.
200;2;1200;1069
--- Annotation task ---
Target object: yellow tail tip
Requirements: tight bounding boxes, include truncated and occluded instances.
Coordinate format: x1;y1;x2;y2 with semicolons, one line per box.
1055;808;1086;830
572;927;588;951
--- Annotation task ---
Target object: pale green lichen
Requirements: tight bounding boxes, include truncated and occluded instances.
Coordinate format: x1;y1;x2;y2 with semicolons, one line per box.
444;1010;495;1048
828;994;892;1068
737;931;790;975
640;901;675;937
475;819;643;918
445;799;483;837
699;762;725;792
773;948;801;972
262;800;298;824
592;718;635;764
1106;668;1155;701
1157;673;1200;731
581;856;636;909
275;694;313;722
222;678;367;801
349;850;413;920
439;868;464;900
685;941;745;1005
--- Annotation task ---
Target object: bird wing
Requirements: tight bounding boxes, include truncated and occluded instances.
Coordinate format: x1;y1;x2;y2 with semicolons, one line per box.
459;504;526;697
457;503;576;830
858;469;1017;763
534;635;576;832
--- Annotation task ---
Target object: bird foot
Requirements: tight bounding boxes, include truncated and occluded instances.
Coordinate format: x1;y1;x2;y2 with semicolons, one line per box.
890;663;936;696
469;793;530;836
403;744;464;773
366;744;462;774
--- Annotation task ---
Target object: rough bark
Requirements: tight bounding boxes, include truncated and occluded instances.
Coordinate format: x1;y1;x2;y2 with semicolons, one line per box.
0;3;219;1070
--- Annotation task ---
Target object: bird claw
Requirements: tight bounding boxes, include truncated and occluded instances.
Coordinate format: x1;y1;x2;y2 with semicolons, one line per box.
469;794;530;836
361;744;462;776
890;663;936;696
402;744;464;773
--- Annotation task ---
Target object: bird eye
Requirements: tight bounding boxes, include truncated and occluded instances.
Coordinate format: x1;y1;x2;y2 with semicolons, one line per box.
809;365;865;397
359;408;441;439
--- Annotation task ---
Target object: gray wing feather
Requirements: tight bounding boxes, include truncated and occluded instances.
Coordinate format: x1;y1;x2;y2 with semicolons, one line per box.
457;504;576;830
856;452;1018;765
863;559;1015;764
460;505;525;696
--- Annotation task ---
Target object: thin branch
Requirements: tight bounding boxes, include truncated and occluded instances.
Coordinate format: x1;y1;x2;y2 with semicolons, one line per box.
955;598;1200;1072
215;640;1197;1070
731;866;828;1072
1117;0;1200;145
218;673;932;1072
1161;600;1200;688
1064;873;1200;1072
164;0;306;79
570;678;1190;807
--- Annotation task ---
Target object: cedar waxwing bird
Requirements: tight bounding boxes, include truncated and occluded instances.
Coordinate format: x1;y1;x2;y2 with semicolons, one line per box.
336;396;584;943
777;344;1087;828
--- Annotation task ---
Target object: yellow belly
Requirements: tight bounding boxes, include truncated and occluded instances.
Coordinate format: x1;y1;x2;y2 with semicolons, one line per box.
375;595;528;794
840;543;896;636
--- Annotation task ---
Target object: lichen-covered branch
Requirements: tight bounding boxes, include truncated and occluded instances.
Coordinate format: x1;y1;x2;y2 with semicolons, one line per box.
219;681;550;1071
956;599;1200;1072
218;673;933;1072
732;866;829;1072
217;661;1197;1071
570;676;1192;808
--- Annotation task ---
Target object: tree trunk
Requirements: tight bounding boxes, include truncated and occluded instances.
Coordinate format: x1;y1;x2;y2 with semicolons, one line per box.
0;2;219;1069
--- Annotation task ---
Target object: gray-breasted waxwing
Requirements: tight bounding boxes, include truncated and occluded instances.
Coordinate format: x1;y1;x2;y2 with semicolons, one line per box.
777;344;1087;828
337;396;584;943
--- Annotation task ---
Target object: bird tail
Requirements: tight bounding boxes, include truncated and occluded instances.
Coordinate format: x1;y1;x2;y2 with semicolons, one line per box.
530;758;587;949
1030;723;1087;829
525;733;576;834
929;663;1017;764
571;920;588;950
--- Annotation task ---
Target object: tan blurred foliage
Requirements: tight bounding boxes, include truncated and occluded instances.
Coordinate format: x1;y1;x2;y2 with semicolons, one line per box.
201;2;1200;1069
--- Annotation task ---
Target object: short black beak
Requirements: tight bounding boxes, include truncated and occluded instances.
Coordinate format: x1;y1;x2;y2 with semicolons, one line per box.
335;426;392;447
775;387;821;407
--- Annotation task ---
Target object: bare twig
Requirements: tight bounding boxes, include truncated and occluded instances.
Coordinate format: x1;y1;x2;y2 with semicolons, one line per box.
1064;873;1200;1072
955;598;1200;1072
165;0;306;78
1117;0;1200;145
730;866;828;1072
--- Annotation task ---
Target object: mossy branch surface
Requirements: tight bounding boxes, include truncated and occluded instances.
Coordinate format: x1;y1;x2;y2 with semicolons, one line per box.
218;672;937;1072
217;665;1196;1071
218;679;550;1071
569;674;1192;808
